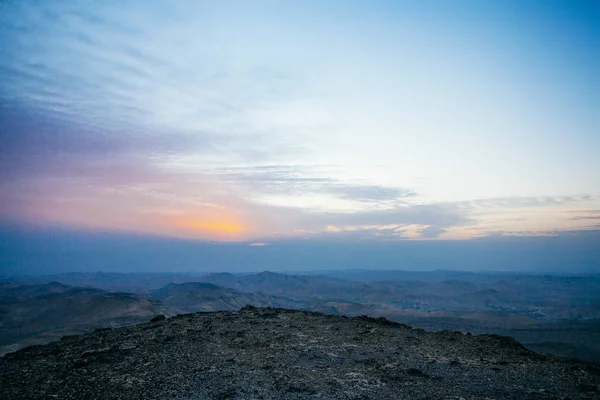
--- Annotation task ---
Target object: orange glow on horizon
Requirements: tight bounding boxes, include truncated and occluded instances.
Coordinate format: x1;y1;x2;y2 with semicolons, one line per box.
176;220;244;233
158;214;247;239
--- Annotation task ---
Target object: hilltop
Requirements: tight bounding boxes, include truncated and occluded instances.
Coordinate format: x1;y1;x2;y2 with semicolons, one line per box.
1;307;599;399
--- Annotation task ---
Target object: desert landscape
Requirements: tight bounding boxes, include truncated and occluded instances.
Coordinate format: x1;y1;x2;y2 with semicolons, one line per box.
3;270;599;363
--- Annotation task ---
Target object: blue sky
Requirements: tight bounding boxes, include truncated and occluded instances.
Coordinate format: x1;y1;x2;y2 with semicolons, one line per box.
1;0;599;247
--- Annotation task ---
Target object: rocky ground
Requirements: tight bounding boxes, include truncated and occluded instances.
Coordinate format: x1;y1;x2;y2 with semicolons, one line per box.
1;306;599;400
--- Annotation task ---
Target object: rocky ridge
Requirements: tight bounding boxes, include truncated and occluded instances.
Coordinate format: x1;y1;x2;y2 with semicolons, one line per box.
1;306;599;399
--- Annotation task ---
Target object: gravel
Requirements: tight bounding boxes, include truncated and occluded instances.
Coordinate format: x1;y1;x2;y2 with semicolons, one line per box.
1;306;599;399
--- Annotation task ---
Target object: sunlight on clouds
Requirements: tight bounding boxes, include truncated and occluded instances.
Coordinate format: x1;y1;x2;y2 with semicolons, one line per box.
1;0;599;244
318;200;600;241
322;224;434;240
441;204;600;239
1;172;252;241
398;225;432;239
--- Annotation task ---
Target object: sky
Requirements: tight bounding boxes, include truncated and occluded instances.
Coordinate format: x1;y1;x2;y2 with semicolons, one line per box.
0;1;599;273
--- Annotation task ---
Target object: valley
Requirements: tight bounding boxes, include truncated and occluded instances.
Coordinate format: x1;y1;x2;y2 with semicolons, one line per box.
2;270;600;362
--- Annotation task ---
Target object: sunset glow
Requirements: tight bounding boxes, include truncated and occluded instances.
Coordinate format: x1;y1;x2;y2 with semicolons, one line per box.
166;218;246;238
0;1;598;243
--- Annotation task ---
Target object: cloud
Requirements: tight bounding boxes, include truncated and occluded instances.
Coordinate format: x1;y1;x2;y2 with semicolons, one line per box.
446;194;600;210
1;1;598;243
326;185;414;202
0;2;329;243
282;201;470;241
214;165;336;191
417;225;447;238
478;230;560;238
311;222;452;241
211;165;416;211
0;1;315;188
318;204;469;227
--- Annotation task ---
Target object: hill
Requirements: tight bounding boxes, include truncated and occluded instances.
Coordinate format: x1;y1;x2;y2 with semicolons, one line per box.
1;307;599;399
0;284;170;356
197;271;374;299
4;270;600;363
150;282;305;312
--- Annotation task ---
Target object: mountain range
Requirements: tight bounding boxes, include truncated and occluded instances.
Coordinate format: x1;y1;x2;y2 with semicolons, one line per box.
2;270;600;362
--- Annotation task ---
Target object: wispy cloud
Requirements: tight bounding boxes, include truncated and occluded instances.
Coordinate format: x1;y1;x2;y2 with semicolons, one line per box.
571;216;600;220
443;194;600;210
1;1;599;242
210;165;415;210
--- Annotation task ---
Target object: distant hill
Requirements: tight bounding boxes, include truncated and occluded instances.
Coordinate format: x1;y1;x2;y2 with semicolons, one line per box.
0;281;74;302
0;284;170;356
150;282;305;312
27;272;206;293
3;270;600;363
196;271;375;301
